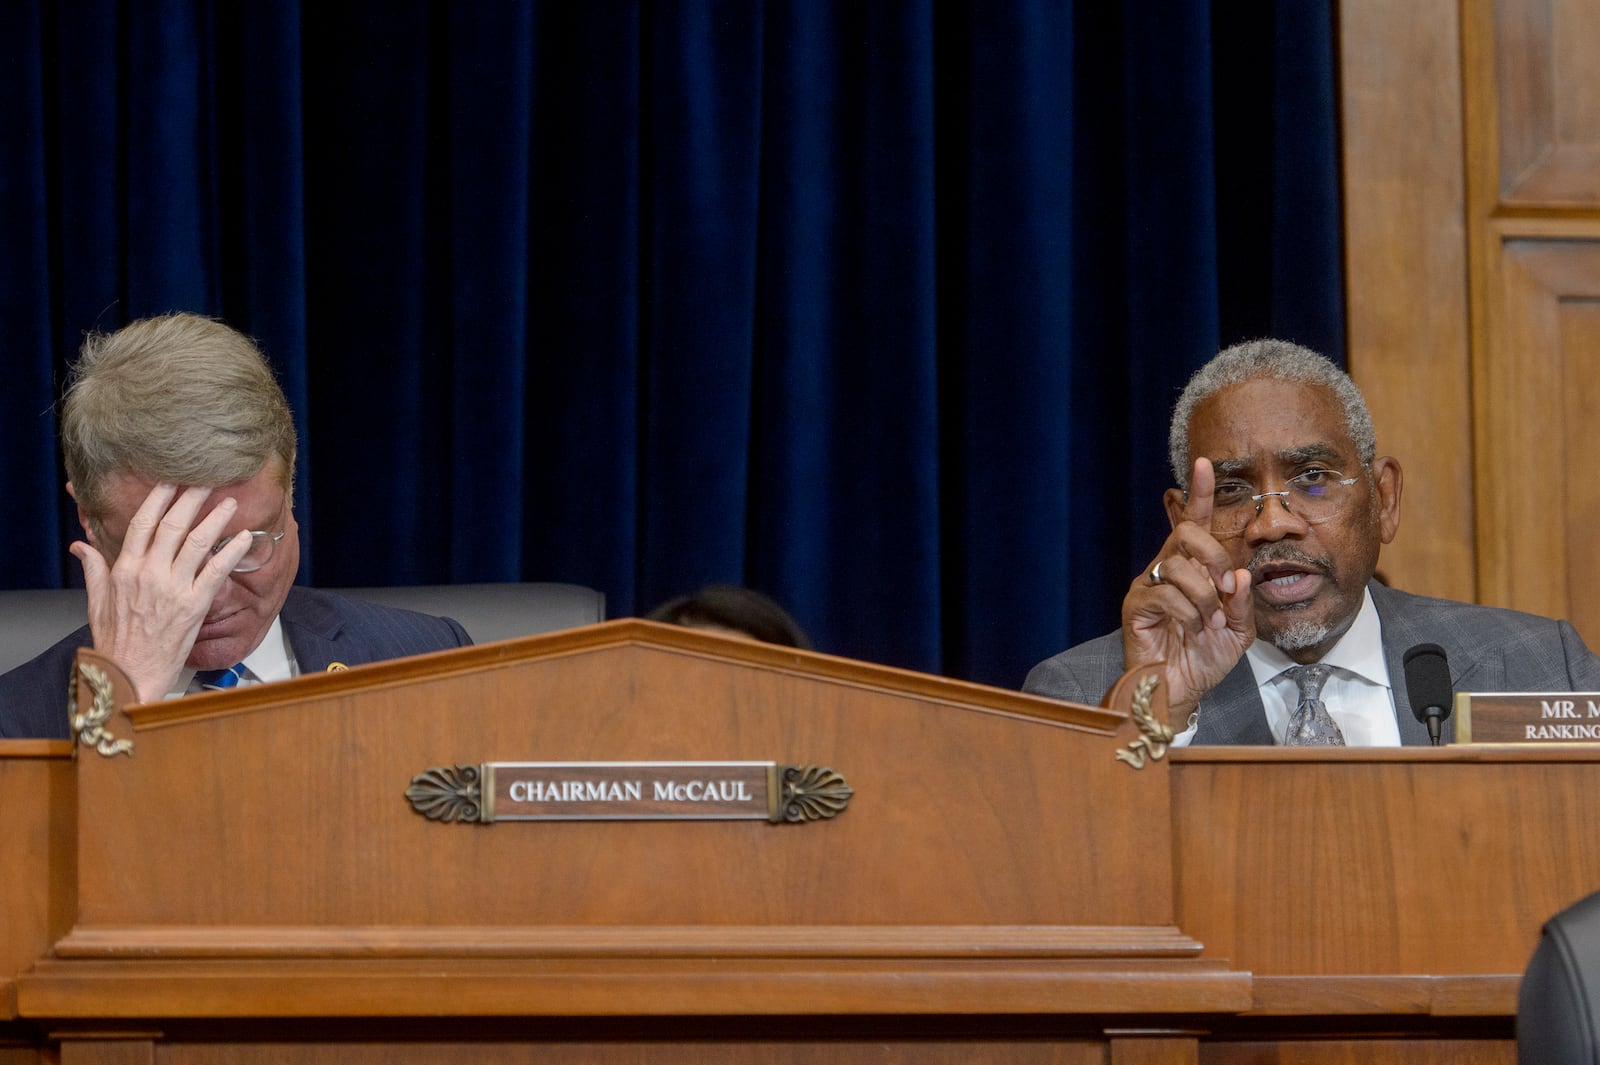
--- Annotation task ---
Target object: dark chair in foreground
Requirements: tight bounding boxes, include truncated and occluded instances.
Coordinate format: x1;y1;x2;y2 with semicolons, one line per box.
1520;889;1600;1064
0;583;605;675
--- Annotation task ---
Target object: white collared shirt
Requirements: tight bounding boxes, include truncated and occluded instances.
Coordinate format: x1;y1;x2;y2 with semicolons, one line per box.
1245;588;1400;745
1170;588;1401;746
170;616;301;698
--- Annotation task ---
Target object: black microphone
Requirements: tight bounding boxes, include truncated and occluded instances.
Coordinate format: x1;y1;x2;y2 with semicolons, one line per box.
1403;643;1453;747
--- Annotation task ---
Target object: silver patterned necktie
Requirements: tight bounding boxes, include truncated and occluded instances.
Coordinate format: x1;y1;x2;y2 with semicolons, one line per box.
1282;664;1346;746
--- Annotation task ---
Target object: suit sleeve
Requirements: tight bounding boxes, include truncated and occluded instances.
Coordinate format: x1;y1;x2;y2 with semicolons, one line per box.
1559;620;1600;689
1023;654;1107;705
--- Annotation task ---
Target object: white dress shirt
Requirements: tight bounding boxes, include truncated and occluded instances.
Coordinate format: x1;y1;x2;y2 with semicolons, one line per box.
171;616;301;698
1170;588;1401;746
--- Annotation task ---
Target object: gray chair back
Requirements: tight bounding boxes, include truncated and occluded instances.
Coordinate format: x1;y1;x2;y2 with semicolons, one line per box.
335;583;605;646
0;588;90;675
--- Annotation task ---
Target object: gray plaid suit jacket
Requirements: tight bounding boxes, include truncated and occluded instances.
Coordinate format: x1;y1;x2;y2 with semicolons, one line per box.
0;586;470;740
1022;581;1600;745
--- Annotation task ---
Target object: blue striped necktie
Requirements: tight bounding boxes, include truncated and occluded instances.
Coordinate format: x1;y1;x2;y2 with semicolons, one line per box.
196;664;248;691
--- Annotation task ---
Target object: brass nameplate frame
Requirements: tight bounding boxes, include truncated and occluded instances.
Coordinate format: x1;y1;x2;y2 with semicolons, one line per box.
406;761;852;825
1455;692;1600;744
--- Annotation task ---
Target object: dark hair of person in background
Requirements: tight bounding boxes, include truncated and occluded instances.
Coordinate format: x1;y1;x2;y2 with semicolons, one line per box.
646;585;813;651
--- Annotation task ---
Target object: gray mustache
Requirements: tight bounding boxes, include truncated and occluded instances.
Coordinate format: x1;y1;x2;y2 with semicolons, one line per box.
1248;544;1330;578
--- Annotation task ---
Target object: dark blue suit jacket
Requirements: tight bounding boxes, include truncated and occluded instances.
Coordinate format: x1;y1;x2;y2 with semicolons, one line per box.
0;586;471;739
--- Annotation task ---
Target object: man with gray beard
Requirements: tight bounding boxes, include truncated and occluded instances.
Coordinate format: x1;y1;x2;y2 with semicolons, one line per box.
1023;339;1600;745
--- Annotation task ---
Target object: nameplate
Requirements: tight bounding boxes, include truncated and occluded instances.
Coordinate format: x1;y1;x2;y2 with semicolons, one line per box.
1455;692;1600;744
405;761;852;825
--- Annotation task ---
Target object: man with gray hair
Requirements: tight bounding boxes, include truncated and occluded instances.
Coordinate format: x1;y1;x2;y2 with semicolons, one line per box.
1024;338;1600;745
0;313;469;738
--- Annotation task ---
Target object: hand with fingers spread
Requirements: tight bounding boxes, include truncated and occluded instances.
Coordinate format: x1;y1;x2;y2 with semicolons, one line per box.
70;484;256;704
1121;457;1256;717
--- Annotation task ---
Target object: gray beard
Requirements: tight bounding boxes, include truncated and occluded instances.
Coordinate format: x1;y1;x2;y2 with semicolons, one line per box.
1269;618;1332;652
1250;544;1339;653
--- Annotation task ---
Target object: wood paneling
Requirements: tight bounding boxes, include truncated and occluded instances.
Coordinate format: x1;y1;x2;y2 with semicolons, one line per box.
58;1041;154;1065
19;630;1250;1028
153;1046;1110;1065
1171;747;1600;980
1468;0;1600;645
1344;0;1600;645
7;634;1583;1061
1494;0;1600;205
1199;1041;1512;1065
62;631;1170;933
0;1048;50;1065
1478;237;1600;634
1339;0;1475;601
0;741;74;1024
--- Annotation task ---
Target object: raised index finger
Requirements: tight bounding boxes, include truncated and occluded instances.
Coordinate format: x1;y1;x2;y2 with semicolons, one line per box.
1182;457;1216;531
1176;456;1243;596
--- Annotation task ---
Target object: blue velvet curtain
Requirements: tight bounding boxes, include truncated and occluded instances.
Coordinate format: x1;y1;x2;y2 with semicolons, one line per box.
0;1;1343;689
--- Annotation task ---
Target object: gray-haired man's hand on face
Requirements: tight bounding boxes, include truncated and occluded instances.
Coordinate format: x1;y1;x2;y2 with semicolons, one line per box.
70;483;254;704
